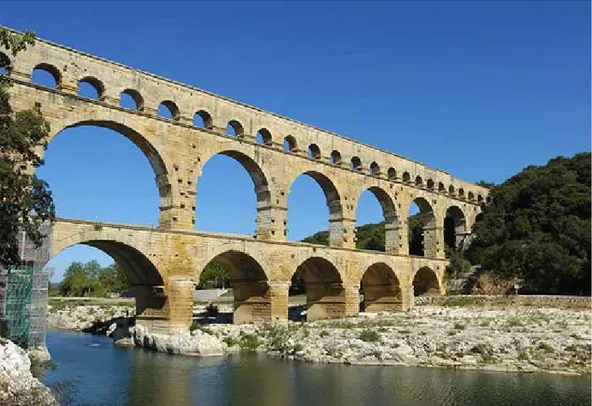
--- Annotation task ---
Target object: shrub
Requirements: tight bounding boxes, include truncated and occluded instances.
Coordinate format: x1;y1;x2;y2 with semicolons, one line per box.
359;329;380;342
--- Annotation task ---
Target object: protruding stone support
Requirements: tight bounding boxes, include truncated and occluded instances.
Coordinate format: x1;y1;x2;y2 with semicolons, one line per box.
256;205;287;240
401;280;415;310
159;206;194;230
329;217;356;249
362;283;403;312
306;282;359;321
132;285;169;334
385;223;404;254
232;280;275;324
423;225;445;259
165;277;195;329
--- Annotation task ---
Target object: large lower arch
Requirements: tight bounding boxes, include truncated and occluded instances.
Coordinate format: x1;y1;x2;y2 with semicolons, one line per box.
197;150;273;238
42;119;178;228
199;250;271;324
292;257;349;321
50;233;169;327
360;263;402;312
444;206;467;251
357;187;400;253
413;267;441;297
287;171;344;247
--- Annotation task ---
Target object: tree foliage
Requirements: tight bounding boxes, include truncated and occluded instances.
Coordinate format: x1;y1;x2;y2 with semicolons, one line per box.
197;261;229;289
0;28;55;267
467;153;591;295
59;261;129;297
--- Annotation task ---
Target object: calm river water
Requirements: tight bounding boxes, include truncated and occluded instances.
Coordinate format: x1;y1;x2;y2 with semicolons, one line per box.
42;330;590;406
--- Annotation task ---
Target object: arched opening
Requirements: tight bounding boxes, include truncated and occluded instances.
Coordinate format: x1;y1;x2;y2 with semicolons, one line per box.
195;151;269;236
291;257;346;321
402;172;411;183
468;191;475;201
256;128;272;145
193;110;212;129
0;51;10;75
158;100;180;121
439;182;446;192
408;197;436;257
120;89;144;111
458;188;465;198
387;167;397;181
350;156;362;171
199;251;269;324
413;267;440;296
287;171;342;246
47;241;165;325
329;150;342;165
31;63;60;88
283;135;297;152
477;194;484;203
355;187;399;253
36;122;167;226
448;185;456;195
226;120;244;137
415;176;423;187
361;263;402;312
444;206;467;252
426;179;435;190
370;162;381;176
78;76;104;100
307;144;321;160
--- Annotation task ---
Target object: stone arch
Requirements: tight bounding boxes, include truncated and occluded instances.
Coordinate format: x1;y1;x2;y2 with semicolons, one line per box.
415;175;423;187
292;256;346;321
360;262;402;312
438;182;446;192
307;143;321;160
46;119;178;228
329;150;342;165
226;119;244;137
387;167;397;181
32;62;61;88
402;171;411;182
444;205;467;251
468;191;475;201
408;197;436;257
287;170;343;246
350;156;362;171
357;186;400;253
458;188;465;198
158;100;180;121
193;110;213;128
426;179;435;190
370;162;381;176
283;135;298;152
477;194;484;203
413;266;441;296
120;89;144;111
198;149;271;237
77;76;105;100
256;128;273;145
448;185;456;195
200;250;270;324
50;232;167;319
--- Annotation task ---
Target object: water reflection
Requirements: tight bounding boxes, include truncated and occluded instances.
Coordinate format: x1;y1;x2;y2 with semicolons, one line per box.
43;330;591;406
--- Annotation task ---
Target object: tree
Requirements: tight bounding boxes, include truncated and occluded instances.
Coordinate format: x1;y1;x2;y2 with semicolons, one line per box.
60;260;130;297
59;262;88;297
0;28;54;267
197;262;229;289
467;153;591;295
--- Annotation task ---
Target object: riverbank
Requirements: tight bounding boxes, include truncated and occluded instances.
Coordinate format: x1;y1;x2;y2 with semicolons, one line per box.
0;338;58;406
47;297;592;376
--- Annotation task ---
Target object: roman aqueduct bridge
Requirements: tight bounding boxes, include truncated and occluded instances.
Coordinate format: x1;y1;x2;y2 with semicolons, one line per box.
1;30;489;332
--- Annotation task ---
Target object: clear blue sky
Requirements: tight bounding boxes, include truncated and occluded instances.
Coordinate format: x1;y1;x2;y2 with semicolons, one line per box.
1;1;589;281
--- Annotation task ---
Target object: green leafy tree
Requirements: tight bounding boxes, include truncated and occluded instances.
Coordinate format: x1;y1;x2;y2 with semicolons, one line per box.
468;153;591;294
60;261;130;297
59;262;88;296
0;28;54;267
198;261;229;289
98;263;129;294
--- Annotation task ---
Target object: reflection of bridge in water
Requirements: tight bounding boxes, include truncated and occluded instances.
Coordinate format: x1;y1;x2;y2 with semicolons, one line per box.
2;28;488;332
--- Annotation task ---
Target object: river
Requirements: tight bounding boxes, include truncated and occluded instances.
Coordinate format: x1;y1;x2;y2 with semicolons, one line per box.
41;330;591;406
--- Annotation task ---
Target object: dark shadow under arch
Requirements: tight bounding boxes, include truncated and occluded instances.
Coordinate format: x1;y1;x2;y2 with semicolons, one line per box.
413;267;440;296
361;262;402;312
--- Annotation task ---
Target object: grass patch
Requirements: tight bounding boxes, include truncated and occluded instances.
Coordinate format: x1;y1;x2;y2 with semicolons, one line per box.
359;329;380;342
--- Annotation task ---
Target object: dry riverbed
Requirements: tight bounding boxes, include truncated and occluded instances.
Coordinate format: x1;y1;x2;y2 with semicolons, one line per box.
47;299;591;376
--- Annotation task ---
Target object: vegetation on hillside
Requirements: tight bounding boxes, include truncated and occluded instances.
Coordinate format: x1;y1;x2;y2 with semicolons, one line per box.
468;153;591;295
0;28;55;267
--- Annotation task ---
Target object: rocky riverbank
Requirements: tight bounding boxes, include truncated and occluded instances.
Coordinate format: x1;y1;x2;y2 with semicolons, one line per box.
47;300;591;376
48;303;134;331
133;305;591;376
0;338;58;406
